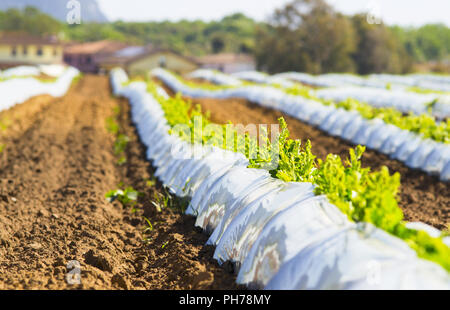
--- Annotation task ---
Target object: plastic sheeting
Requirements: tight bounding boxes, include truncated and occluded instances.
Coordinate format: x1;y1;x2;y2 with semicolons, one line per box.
275;71;450;93
274;72;351;88
111;68;450;290
38;64;67;77
229;70;295;88
152;68;450;181
0;66;80;112
316;86;448;119
265;223;450;290
231;71;269;84
211;182;315;265
0;64;68;79
188;69;242;86
0;66;41;78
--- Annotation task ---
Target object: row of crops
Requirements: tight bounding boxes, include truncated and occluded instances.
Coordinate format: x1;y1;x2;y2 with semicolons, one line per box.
155;69;450;181
111;68;450;289
0;65;80;112
191;69;450;119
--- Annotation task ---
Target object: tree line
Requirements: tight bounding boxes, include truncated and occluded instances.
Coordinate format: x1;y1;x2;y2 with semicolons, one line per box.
255;0;449;74
0;3;449;74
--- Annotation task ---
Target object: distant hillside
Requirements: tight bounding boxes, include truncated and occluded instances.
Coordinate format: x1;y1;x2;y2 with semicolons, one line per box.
0;0;108;22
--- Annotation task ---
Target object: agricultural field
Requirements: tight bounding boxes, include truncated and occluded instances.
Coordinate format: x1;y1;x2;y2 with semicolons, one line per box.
0;66;239;289
113;67;450;289
1;0;450;301
0;64;449;290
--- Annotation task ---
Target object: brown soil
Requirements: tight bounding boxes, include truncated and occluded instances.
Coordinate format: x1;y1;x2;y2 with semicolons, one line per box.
0;75;239;290
158;81;449;230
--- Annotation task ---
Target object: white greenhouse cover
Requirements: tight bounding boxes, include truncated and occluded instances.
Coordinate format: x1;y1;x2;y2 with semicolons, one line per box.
188;69;242;86
192;69;450;119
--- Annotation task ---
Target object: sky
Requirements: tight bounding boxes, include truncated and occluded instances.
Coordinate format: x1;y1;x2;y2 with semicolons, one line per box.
96;0;450;27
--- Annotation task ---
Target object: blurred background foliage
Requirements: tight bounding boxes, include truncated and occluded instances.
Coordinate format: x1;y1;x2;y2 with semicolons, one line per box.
0;0;449;74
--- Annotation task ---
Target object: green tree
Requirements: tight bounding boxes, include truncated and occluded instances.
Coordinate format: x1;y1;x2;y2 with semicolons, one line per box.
0;6;62;35
351;14;412;74
255;0;357;74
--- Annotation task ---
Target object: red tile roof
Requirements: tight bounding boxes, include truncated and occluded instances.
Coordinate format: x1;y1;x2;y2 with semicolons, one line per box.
64;40;128;55
0;32;61;46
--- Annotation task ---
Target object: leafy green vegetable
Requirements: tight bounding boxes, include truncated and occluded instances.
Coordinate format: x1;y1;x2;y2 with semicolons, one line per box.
314;145;403;231
106;116;119;135
106;106;129;165
114;134;130;155
105;186;141;207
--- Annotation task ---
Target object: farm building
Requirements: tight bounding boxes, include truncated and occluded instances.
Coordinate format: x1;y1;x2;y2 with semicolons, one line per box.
197;53;256;74
98;45;199;76
0;32;63;69
63;40;129;73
